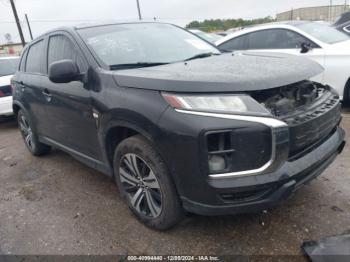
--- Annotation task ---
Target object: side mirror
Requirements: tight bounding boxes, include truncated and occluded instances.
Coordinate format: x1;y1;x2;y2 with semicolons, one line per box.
48;59;82;83
300;42;312;54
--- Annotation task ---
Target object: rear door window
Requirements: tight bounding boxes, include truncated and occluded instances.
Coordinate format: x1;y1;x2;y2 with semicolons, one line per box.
48;34;87;72
25;40;45;74
247;29;314;49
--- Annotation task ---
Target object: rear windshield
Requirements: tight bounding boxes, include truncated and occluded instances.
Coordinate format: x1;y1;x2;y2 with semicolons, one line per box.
78;23;219;67
0;58;20;77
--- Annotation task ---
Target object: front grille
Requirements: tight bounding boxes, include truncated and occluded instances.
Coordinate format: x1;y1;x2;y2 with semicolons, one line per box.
0;85;12;97
284;95;341;158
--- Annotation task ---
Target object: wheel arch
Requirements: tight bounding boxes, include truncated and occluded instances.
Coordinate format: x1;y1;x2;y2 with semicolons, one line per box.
104;119;184;213
12;101;40;134
103;120;157;168
12;101;24;117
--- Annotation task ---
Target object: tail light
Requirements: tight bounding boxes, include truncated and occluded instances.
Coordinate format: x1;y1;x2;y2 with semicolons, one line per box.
0;85;12;98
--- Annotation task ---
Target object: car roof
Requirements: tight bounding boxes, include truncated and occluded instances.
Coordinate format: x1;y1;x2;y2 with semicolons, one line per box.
74;21;169;29
41;21;170;33
30;21;173;42
242;20;314;29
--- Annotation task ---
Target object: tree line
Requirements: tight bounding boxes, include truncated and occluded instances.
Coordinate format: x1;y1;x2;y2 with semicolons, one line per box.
185;17;276;32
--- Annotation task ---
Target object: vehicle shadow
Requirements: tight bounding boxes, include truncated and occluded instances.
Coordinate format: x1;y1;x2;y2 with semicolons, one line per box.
0;116;17;129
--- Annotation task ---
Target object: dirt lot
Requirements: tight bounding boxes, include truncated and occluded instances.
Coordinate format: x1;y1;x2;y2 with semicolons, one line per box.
0;109;349;257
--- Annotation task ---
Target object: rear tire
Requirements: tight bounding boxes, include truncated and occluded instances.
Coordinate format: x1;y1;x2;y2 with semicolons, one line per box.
113;135;184;230
17;109;51;156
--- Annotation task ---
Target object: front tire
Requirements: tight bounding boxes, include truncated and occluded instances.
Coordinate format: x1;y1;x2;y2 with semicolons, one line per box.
114;135;183;230
17;109;51;156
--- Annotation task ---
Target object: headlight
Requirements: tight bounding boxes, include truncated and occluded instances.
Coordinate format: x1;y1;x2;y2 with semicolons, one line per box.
162;93;271;115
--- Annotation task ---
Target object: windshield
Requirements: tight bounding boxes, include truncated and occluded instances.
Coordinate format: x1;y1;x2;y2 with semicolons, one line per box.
295;22;350;44
0;58;19;77
78;23;220;68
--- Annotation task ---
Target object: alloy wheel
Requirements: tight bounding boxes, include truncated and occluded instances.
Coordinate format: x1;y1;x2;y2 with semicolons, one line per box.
119;153;162;218
19;115;34;150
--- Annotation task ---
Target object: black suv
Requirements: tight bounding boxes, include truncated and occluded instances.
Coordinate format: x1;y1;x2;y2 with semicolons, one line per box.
12;22;345;230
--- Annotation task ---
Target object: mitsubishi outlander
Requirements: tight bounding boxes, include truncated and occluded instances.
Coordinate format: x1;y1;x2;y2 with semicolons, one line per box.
12;22;345;230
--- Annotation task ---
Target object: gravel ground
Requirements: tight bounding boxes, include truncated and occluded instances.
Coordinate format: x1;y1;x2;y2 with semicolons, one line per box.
0;109;349;258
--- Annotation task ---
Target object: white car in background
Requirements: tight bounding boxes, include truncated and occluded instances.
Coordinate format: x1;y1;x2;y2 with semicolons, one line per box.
216;21;350;103
0;56;20;116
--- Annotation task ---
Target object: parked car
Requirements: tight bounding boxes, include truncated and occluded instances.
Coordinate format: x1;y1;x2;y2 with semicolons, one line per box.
333;11;350;35
216;21;350;104
12;22;345;230
0;56;20;116
334;20;350;35
189;29;223;43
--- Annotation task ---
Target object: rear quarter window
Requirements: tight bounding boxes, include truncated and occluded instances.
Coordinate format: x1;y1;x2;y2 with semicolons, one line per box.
19;49;28;72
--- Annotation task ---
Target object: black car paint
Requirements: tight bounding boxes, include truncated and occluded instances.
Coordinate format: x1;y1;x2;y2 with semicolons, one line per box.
333;11;350;35
114;52;323;93
12;23;345;216
334;21;350;36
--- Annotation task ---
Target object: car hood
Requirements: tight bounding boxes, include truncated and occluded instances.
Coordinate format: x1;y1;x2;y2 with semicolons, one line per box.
113;52;323;93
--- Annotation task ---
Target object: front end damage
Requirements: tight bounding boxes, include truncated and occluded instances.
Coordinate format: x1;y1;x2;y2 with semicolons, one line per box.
175;81;345;215
251;81;342;159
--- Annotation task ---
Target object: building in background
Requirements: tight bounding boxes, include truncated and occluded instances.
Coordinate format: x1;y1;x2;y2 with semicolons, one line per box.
277;5;349;22
0;43;24;57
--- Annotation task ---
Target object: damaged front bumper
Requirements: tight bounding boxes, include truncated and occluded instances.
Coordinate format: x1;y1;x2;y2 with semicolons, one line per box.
182;126;345;216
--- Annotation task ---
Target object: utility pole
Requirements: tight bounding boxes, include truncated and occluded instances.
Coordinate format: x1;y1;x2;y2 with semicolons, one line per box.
136;0;142;20
25;14;33;41
9;0;25;47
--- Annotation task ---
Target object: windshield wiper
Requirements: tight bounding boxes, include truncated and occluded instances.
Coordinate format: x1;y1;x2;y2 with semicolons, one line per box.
110;62;169;70
184;52;218;61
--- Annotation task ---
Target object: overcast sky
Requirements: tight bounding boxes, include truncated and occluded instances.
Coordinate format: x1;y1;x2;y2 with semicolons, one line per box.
0;0;347;44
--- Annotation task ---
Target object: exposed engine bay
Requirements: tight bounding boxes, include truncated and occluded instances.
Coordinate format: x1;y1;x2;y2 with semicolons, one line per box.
252;81;328;117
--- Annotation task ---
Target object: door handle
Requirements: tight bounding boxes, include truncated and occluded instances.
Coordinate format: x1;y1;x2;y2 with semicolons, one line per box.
15;80;24;87
17;81;25;92
42;89;52;101
42;89;51;97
